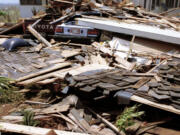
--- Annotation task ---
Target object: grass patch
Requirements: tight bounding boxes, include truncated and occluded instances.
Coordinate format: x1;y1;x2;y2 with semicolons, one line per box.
0;77;24;104
22;110;39;127
0;6;20;23
116;105;144;132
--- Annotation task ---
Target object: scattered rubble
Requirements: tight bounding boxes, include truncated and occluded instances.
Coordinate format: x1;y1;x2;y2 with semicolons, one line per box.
0;0;180;135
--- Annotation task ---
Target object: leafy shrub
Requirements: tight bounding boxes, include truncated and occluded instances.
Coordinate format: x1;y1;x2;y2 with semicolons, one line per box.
116;105;144;132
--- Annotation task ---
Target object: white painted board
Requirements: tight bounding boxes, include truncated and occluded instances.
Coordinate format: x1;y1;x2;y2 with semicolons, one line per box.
76;18;180;45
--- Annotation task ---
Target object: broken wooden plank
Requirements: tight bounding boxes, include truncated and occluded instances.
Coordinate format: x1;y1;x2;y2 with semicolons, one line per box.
17;66;79;85
122;73;156;76
18;64;111;86
132;78;151;89
16;62;71;82
37;77;59;85
50;13;74;24
147;59;167;73
0;21;24;35
115;55;136;71
76;18;180;45
54;42;88;48
36;104;70;114
0;35;22;38
54;0;74;5
51;113;77;126
28;25;52;47
88;108;122;135
25;100;50;106
47;58;66;64
0;122;88;135
70;108;91;133
32;19;42;28
1;115;50;123
146;127;180;135
54;64;112;79
131;95;180;115
126;35;135;60
92;42;113;55
61;49;81;58
68;113;86;132
34;43;44;52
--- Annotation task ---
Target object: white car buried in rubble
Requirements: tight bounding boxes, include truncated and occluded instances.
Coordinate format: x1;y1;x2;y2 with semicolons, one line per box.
54;21;100;41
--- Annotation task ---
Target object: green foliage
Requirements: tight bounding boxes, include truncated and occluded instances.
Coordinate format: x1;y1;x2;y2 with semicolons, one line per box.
0;7;20;23
22;110;39;127
0;77;23;104
0;10;7;16
115;105;144;132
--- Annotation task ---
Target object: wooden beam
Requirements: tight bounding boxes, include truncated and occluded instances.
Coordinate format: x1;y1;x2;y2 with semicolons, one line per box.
28;25;52;47
18;64;111;85
16;62;71;82
147;127;180;135
131;95;180;115
88;108;122;135
146;59;167;73
0;122;88;135
32;19;42;28
76;18;180;45
54;0;74;4
0;22;24;35
50;13;74;25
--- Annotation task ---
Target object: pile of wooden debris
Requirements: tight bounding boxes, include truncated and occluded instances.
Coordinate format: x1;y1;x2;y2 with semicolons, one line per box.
0;0;180;135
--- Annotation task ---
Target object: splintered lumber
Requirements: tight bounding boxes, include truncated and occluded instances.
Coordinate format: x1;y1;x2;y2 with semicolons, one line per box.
39;64;111;84
18;64;111;85
1;115;50;123
61;49;81;58
123;73;156;76
132;78;150;89
37;77;59;85
147;127;180;135
37;104;70;114
47;58;66;64
76;18;180;45
32;19;42;28
0;122;88;135
0;35;22;38
147;59;167;73
115;55;136;71
55;42;88;47
92;42;113;55
25;100;50;106
70;109;91;133
17;66;79;85
54;64;112;79
16;62;71;82
50;13;74;24
28;25;52;47
88;108;121;135
131;95;180;115
51;113;76;126
54;0;74;4
68;113;86;132
0;21;24;35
